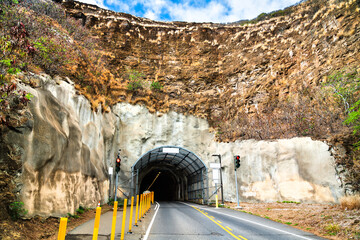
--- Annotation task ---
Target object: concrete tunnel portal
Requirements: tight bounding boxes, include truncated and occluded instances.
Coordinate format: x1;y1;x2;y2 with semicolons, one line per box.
132;146;208;202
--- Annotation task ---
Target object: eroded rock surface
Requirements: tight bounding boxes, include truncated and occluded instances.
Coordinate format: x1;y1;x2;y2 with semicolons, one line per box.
2;75;342;216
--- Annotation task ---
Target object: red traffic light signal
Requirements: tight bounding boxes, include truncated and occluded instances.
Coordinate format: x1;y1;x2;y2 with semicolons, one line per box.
234;155;240;169
115;157;121;173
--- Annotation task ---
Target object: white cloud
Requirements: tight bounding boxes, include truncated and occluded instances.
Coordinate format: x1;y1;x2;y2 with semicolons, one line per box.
168;1;228;22
77;0;301;23
77;0;107;9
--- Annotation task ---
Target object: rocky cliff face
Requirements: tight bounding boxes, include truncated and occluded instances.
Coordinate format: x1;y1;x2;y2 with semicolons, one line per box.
1;74;343;216
2;74;114;216
1;0;357;217
62;0;360;142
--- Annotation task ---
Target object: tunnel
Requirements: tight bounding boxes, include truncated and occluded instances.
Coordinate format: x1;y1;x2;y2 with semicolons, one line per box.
132;146;208;202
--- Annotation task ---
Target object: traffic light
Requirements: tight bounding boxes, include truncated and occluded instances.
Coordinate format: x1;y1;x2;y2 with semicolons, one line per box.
115;156;121;173
234;155;240;169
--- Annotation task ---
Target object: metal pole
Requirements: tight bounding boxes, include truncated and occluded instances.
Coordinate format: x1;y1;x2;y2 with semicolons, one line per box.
115;172;119;202
131;167;134;197
219;155;224;205
234;169;240;208
108;173;111;201
136;169;139;195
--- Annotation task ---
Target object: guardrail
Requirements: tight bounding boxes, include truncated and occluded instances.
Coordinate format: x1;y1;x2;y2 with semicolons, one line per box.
56;191;155;240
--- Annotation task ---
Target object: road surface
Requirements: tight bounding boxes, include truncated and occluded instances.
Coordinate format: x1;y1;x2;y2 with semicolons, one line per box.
146;202;326;240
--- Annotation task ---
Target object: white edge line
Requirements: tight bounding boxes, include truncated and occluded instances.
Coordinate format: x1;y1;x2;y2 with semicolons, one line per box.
181;202;315;240
143;201;160;240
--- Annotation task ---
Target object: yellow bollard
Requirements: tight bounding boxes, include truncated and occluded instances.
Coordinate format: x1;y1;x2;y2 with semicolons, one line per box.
92;207;102;240
146;194;148;212
57;217;68;240
128;196;134;233
152;191;154;204
139;194;144;221
110;201;118;240
120;199;128;240
144;194;147;213
139;194;143;221
134;195;139;226
216;194;219;209
141;194;146;217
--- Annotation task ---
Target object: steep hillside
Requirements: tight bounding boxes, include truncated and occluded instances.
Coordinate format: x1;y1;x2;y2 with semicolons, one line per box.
61;0;360;142
0;0;359;239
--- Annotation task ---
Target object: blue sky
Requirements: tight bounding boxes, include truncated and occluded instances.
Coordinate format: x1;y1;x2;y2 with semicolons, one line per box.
77;0;301;23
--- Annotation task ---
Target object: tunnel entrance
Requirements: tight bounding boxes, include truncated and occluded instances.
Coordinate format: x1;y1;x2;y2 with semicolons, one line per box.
140;170;177;201
132;146;208;203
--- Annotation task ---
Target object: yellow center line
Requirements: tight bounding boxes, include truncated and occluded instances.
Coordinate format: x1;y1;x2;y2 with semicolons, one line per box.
238;235;248;240
226;226;233;231
210;216;215;219
217;220;222;223
192;207;248;240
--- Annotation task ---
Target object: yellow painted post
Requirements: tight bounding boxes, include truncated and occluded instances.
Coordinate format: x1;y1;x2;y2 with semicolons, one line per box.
148;194;150;210
152;191;154;204
141;194;145;217
92;207;102;240
146;194;148;212
57;217;68;240
139;194;143;221
110;201;118;240
216;195;219;209
145;194;147;213
120;199;128;240
134;195;139;226
128;196;134;233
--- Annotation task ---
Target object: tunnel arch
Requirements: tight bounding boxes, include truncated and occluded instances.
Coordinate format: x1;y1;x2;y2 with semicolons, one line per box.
131;146;208;202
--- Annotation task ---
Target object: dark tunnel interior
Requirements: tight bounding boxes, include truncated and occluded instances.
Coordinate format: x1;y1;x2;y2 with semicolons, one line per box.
140;170;177;201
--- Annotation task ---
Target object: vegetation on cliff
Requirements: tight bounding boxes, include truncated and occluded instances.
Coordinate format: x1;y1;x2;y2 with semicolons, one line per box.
0;0;359;239
0;0;359;193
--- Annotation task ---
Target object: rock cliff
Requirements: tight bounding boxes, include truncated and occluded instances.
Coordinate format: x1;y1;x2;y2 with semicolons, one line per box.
2;74;343;216
1;0;358;217
62;0;360;142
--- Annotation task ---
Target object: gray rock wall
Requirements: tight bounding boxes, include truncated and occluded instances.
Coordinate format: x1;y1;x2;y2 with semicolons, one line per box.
6;74;343;216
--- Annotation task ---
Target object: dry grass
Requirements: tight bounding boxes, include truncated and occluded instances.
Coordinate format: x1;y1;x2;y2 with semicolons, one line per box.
340;194;360;210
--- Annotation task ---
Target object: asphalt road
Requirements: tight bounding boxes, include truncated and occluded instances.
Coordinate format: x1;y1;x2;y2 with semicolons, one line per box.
147;202;327;240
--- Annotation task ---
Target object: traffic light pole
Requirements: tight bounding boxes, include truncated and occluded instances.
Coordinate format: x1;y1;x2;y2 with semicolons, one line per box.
115;172;119;202
234;168;240;208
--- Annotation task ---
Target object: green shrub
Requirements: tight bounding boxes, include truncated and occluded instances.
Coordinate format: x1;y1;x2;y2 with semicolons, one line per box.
150;81;163;91
9;201;28;220
126;69;145;91
325;224;340;236
76;207;85;214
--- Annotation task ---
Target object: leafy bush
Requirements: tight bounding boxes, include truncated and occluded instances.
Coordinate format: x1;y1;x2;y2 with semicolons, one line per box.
325;224;340;236
325;69;360;112
76;206;85;214
9;201;28;220
345;99;360;149
150;81;163;91
126;69;144;91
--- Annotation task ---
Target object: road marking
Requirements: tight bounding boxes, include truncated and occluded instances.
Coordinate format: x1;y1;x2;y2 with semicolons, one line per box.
217;220;222;223
191;206;248;240
238;235;247;240
226;226;233;231
143;202;160;240
181;202;316;240
210;216;215;219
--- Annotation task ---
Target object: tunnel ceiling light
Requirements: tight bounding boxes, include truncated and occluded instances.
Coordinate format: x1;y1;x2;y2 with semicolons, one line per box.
162;147;179;154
